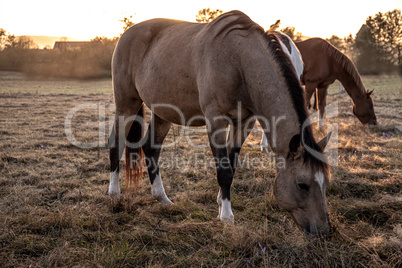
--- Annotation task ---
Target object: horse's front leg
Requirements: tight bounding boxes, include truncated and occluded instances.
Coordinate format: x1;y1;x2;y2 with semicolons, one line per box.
207;118;234;224
227;118;255;173
304;84;316;110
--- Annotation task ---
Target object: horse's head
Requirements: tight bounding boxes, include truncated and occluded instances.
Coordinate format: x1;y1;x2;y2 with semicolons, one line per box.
353;89;377;125
274;133;332;236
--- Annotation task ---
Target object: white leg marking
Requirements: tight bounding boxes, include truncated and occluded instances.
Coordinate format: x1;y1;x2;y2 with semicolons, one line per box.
108;171;120;196
152;173;173;205
314;171;325;193
221;199;234;224
318;118;325;128
260;133;269;154
217;190;234;224
217;190;222;218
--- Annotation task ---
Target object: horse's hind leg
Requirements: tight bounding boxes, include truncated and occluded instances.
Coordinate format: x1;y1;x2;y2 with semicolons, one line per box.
142;113;173;204
109;124;122;196
108;100;143;196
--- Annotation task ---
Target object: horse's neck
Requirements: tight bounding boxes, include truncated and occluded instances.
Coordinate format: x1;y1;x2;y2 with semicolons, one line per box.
260;112;300;158
250;78;301;158
238;33;302;158
335;61;366;105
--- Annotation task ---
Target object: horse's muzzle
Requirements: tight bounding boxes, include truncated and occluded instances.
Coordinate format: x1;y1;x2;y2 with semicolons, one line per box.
302;219;332;237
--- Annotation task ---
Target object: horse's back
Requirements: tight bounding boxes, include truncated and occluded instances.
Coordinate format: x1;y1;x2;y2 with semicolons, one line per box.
112;19;205;120
113;19;197;79
296;38;335;84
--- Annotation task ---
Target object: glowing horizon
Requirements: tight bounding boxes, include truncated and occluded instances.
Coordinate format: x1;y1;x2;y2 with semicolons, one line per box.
0;0;400;42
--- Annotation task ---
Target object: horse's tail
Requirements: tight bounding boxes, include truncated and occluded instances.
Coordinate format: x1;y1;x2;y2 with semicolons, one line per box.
125;105;145;194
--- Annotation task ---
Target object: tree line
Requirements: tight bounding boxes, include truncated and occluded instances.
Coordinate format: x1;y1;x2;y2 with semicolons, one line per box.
0;8;400;78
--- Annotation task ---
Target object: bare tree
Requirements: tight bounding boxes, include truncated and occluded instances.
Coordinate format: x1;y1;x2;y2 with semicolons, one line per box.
1;33;38;50
327;35;346;52
280;26;302;42
120;15;135;33
267;21;302;42
269;20;281;31
196;8;223;23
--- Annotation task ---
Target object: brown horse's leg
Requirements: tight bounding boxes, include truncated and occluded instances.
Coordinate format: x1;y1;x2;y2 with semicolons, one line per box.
317;86;328;128
314;88;319;110
304;84;316;110
142;113;173;204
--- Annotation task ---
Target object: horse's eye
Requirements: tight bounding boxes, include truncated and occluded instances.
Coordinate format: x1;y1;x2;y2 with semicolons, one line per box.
297;183;310;191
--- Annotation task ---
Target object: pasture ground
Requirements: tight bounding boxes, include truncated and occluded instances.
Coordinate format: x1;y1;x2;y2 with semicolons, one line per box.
0;72;401;267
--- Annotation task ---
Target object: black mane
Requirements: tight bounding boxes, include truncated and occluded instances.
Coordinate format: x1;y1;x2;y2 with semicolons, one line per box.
263;33;329;173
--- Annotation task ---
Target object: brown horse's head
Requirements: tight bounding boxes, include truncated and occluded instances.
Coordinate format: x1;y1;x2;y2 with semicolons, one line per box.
274;133;332;236
353;89;377;125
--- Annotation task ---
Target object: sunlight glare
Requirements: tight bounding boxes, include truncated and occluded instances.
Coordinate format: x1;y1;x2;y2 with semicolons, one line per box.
0;0;400;40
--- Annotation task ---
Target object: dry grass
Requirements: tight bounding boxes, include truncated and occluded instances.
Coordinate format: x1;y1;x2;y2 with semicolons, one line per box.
0;73;401;267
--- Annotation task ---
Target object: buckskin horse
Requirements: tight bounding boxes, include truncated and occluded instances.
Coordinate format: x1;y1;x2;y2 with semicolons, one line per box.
108;11;332;235
296;38;377;127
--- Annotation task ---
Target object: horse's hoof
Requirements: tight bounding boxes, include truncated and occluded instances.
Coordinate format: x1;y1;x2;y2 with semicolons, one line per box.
219;216;234;225
108;189;120;197
161;198;173;205
261;147;269;154
155;195;173;205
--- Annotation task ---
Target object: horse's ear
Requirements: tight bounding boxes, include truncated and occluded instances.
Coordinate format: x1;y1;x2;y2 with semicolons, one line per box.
289;134;303;159
317;132;332;151
367;89;374;96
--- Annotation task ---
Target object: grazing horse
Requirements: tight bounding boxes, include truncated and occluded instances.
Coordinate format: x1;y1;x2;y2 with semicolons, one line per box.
108;11;332;235
259;31;304;154
296;38;377;127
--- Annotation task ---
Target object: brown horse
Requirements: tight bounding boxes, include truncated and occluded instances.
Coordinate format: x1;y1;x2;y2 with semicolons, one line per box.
108;11;332;235
296;38;377;127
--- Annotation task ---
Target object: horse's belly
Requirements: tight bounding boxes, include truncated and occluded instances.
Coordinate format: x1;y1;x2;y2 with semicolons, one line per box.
136;63;204;126
145;99;206;126
139;80;205;127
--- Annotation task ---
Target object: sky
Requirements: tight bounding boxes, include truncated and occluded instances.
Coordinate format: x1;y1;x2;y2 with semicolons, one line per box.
0;0;400;41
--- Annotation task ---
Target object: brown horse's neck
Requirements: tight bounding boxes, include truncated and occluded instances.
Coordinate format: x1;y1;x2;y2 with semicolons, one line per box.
337;66;367;106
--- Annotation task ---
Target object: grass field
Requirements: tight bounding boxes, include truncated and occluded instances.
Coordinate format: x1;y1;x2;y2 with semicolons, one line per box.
0;71;401;267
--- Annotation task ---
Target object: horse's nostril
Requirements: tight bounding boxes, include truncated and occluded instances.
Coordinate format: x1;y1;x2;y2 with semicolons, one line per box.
303;222;332;236
303;224;311;235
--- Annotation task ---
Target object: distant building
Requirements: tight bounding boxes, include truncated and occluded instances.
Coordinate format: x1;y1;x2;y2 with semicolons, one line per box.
53;41;90;51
